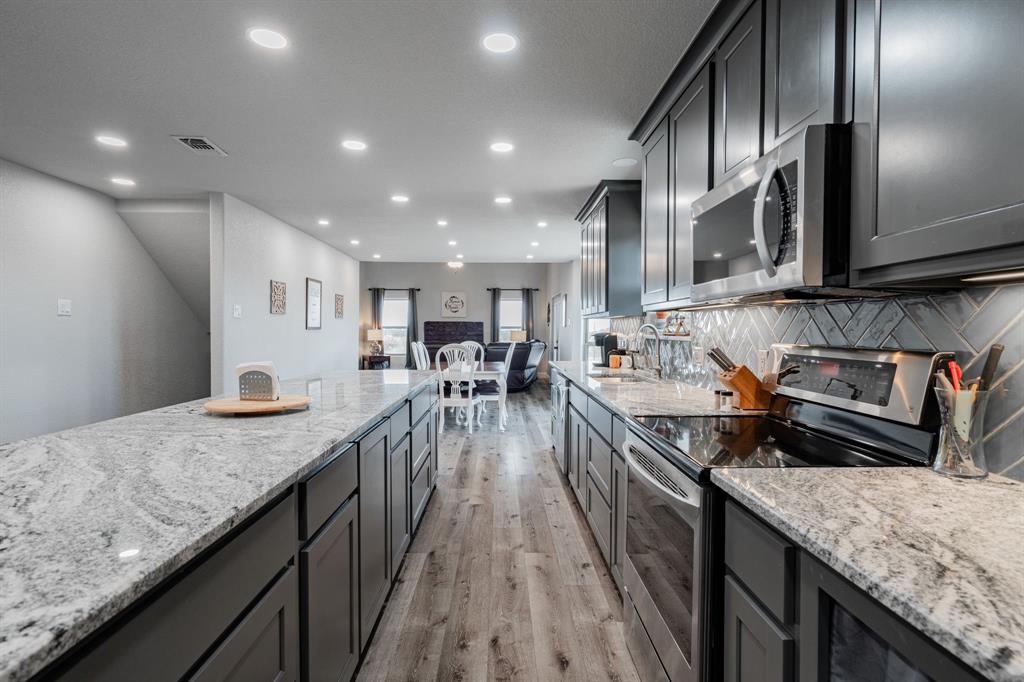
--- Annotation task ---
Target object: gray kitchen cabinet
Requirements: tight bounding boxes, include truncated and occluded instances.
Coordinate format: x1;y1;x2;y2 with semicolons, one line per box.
714;0;762;185
641;117;670;307
850;0;1024;284
357;419;390;651
667;63;712;304
568;403;586;507
430;402;440;486
723;576;794;682
576;181;642;318
190;566;299;682
389;434;411;577
300;496;360;682
610;450;627;594
762;0;839;151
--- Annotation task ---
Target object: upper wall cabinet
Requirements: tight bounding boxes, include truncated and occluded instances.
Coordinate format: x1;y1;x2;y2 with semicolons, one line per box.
850;0;1024;285
763;0;839;150
577;181;642;319
714;0;763;185
641;118;670;307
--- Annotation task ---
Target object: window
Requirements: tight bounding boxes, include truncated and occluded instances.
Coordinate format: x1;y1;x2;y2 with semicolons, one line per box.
498;290;524;342
381;292;409;355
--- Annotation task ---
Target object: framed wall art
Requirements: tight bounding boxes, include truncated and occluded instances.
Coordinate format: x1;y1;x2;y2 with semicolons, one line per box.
441;291;467;317
335;294;345;319
270;280;286;315
306;277;322;330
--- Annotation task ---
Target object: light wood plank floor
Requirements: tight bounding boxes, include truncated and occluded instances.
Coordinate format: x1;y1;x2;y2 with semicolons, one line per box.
357;384;641;682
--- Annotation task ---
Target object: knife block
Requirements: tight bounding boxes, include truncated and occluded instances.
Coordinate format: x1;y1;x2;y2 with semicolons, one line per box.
718;365;772;410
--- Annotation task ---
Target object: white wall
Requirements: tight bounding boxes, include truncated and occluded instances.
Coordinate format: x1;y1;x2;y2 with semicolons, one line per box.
0;159;210;442
546;259;582;362
359;261;550;370
211;193;360;394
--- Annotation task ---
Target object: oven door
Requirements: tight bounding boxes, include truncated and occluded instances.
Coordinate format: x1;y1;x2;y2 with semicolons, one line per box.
623;434;706;682
690;125;833;303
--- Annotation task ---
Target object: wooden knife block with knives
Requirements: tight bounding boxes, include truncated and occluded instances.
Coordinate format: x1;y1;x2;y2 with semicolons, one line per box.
707;346;771;410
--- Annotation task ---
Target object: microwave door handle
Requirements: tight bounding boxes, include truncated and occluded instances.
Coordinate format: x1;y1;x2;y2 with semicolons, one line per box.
753;158;779;278
624;442;701;517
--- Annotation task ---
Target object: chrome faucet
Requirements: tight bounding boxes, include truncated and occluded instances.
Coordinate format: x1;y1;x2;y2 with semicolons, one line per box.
629;323;663;379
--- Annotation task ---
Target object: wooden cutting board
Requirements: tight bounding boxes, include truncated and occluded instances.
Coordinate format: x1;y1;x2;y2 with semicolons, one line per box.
203;394;312;415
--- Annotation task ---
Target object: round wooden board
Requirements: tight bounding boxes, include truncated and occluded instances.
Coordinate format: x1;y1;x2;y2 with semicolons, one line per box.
203;394;312;415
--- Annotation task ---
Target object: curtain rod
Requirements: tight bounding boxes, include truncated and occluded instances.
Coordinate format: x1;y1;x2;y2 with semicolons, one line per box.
486;287;540;291
367;287;421;291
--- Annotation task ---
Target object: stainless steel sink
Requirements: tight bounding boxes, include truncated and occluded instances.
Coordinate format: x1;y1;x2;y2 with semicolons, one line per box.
586;373;647;384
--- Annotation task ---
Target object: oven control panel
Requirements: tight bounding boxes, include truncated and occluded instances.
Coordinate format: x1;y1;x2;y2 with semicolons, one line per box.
777;353;896;406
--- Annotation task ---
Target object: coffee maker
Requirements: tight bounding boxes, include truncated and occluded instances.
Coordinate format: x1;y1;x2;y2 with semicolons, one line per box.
592;332;619;367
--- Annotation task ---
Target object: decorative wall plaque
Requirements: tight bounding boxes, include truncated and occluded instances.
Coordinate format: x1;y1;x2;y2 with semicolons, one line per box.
270;280;286;314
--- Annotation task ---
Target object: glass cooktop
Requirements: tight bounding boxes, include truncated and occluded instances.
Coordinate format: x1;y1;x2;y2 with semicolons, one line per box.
631;414;911;469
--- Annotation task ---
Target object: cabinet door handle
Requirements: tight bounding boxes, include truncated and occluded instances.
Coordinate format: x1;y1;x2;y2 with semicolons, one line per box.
753;158;780;278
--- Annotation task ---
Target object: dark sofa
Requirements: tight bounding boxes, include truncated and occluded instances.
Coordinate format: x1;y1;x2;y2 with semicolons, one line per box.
485;340;546;392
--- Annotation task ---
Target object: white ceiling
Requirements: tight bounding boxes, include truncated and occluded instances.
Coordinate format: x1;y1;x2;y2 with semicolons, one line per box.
0;0;717;263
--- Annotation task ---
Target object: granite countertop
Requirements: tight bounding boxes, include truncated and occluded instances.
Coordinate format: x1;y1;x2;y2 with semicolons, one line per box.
712;468;1024;682
0;369;435;682
550;360;753;418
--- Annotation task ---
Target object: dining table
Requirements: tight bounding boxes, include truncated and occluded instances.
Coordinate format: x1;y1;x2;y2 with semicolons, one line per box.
431;360;508;430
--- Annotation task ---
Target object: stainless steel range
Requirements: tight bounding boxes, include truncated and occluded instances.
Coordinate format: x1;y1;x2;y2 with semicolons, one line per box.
622;344;952;682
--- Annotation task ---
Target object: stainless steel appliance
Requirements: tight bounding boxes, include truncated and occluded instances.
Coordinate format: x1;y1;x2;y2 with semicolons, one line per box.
689;125;850;303
592;332;619;367
622;344;951;681
550;369;568;475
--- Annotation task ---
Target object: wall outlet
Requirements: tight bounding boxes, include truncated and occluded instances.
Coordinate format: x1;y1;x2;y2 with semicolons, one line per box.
693;345;705;365
56;298;72;317
233;304;242;319
757;349;770;377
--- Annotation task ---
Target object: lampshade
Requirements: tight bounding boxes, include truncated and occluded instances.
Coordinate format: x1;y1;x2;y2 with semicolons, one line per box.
509;330;528;343
367;328;384;342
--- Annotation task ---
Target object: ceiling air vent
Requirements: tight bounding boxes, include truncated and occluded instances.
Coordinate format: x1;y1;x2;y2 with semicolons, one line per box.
172;135;228;157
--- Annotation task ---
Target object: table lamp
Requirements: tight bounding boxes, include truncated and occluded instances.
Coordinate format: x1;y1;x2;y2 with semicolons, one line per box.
367;328;384;354
510;330;528;343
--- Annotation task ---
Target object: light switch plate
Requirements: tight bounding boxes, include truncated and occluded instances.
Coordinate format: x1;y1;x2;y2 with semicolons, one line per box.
757;349;770;377
56;298;72;317
693;345;705;365
232;304;242;319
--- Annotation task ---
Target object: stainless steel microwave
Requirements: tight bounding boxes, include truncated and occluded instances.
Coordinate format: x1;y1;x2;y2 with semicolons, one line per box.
689;124;851;303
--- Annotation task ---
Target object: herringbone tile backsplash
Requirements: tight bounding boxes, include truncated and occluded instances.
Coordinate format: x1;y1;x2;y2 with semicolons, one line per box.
610;284;1024;479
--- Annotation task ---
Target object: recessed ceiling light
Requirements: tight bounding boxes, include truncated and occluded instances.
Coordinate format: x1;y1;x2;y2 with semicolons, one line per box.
713;252;723;258
456;254;464;259
494;196;512;205
110;177;135;186
350;239;360;245
526;254;535;260
531;241;540;247
448;240;457;246
391;194;409;203
317;218;330;226
247;27;288;50
482;33;518;53
490;141;515;153
341;139;367;151
612;157;638;168
95;134;127;148
372;253;381;259
437;219;448;226
537;221;547;228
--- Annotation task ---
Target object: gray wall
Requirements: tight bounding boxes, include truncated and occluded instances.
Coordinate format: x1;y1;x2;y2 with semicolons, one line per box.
546;259;582;362
359;261;550;371
611;285;1024;480
0;159;210;443
211;193;360;394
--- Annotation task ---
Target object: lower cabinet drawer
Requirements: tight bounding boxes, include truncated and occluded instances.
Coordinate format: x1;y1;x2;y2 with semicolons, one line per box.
56;494;296;681
411;385;432;424
299;442;357;540
725;501;796;624
390;401;411;448
190;566;299;682
411;457;432;531
410;413;430;475
587;427;612;504
586;473;612;564
568;384;587;412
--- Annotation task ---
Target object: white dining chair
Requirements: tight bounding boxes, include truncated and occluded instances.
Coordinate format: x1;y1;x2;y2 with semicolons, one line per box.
476;342;515;431
411;341;429;370
435;344;481;434
461;340;485;369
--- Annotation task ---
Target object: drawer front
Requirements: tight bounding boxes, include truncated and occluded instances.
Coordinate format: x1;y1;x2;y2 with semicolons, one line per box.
300;442;357;540
410;412;430;476
56;494;296;681
568;383;587;413
389;401;411;449
725;501;796;624
411;385;432;425
411;457;432;531
587;426;612;504
586;473;612;564
587;397;613;444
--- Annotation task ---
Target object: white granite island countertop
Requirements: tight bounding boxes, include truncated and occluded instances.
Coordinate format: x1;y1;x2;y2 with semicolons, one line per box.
550;360;756;418
0;369;435;682
712;468;1024;682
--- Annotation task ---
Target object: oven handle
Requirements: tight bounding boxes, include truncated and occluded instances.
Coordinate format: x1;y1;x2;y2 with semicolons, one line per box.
753;157;779;279
623;441;700;511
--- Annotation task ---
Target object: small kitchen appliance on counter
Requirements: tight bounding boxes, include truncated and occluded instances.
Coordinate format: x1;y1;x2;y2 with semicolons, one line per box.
621;344;953;682
203;361;312;415
591;332;619;367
